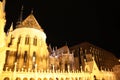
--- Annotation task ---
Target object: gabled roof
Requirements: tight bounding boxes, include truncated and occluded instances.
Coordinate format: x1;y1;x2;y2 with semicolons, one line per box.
56;45;70;54
69;41;120;70
17;14;43;31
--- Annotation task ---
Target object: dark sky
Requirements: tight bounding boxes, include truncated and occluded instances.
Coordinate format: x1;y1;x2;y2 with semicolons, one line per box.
2;0;120;58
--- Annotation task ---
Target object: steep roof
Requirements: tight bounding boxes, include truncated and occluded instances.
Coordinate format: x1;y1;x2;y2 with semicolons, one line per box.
70;42;120;71
56;45;70;54
17;14;43;31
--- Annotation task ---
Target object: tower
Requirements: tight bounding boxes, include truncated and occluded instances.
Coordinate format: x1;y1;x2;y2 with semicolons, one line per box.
4;13;49;71
0;0;6;33
0;0;6;74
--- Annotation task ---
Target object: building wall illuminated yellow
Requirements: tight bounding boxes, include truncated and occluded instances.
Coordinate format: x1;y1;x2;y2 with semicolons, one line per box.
0;0;120;80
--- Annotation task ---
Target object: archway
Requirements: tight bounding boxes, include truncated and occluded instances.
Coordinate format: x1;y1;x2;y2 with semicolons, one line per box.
56;77;58;80
66;77;69;80
16;77;21;80
49;77;54;80
4;77;10;80
79;77;81;80
38;78;42;80
43;78;48;80
75;77;78;80
23;77;28;80
30;78;35;80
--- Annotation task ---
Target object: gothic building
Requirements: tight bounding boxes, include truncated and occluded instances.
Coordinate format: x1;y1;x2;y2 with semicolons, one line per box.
69;42;119;72
0;0;120;80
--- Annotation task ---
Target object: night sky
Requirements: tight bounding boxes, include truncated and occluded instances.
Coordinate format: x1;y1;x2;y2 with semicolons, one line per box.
2;0;120;58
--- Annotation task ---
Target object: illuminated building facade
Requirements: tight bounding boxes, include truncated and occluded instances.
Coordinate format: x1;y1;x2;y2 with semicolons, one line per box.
69;42;119;71
0;0;120;80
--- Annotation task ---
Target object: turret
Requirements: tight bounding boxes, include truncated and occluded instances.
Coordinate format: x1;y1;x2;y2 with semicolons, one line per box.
0;0;6;75
0;0;6;33
0;0;6;46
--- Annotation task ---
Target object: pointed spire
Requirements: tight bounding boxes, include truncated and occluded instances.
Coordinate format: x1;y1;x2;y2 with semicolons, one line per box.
92;56;95;61
6;22;13;35
17;5;23;25
20;5;23;23
2;0;6;12
55;46;57;50
52;47;55;53
9;22;13;32
31;8;34;14
52;47;56;56
49;43;52;48
84;59;87;65
48;44;53;54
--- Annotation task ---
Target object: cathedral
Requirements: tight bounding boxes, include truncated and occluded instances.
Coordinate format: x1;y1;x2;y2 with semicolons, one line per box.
0;0;120;80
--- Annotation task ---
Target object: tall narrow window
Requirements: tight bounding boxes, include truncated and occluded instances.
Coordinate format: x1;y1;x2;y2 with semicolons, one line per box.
24;51;27;63
18;36;21;44
33;36;37;46
65;63;67;71
32;51;36;69
5;50;10;67
33;52;36;63
25;35;30;45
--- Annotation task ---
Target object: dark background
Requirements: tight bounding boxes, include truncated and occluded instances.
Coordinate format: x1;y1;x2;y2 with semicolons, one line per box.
1;0;120;58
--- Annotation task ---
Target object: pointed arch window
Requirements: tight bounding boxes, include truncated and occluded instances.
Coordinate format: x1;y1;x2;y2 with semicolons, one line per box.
24;51;27;63
33;52;36;63
4;77;10;80
4;50;10;68
32;51;36;69
18;36;21;44
25;35;30;45
33;36;37;46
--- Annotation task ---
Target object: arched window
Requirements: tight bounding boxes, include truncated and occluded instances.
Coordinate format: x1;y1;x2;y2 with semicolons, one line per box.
33;36;37;46
75;77;78;80
32;52;36;69
79;77;81;80
18;36;21;44
16;77;21;80
30;78;35;80
25;35;30;45
5;50;10;66
66;78;69;80
4;77;10;80
38;78;42;80
49;78;54;80
33;52;36;62
56;77;59;80
65;63;67;71
43;78;47;80
24;51;27;63
23;78;28;80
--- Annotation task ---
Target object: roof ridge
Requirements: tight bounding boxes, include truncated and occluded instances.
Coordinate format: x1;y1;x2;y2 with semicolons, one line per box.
16;14;43;31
